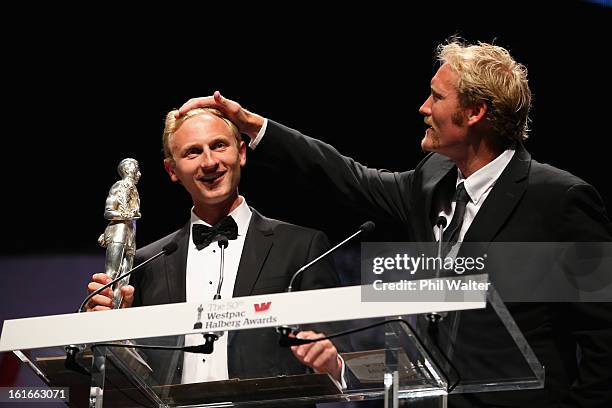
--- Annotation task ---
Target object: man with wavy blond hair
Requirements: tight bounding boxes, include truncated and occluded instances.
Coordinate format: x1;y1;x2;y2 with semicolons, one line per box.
176;39;612;407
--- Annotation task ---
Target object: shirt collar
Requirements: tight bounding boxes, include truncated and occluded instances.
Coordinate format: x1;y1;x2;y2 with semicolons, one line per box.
457;148;515;205
190;196;252;236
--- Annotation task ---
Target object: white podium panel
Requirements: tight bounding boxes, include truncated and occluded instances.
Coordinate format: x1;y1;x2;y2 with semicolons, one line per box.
1;277;486;351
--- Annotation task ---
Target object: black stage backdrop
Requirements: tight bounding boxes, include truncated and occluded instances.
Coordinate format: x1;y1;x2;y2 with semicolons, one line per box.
1;2;611;401
3;1;611;253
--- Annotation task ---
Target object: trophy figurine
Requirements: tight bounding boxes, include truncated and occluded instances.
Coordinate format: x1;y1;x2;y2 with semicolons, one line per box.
98;158;141;309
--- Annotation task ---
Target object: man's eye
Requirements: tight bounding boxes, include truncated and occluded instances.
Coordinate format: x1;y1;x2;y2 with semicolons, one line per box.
185;148;200;157
213;142;227;150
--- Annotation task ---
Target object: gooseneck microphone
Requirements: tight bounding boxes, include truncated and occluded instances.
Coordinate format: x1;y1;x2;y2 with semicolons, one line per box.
197;237;230;354
275;318;462;393
428;216;448;323
214;237;229;300
78;242;179;313
435;215;447;276
286;221;376;292
277;221;375;340
65;241;179;375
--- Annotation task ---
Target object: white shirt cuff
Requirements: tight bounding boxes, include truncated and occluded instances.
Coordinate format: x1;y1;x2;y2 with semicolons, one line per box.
330;354;347;391
248;118;268;150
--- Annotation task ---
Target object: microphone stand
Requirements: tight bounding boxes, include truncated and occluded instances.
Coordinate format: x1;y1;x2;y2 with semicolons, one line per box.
64;344;88;375
276;318;461;393
214;238;227;301
78;242;178;313
427;217;448;323
286;221;374;292
277;221;376;339
65;242;178;375
198;238;229;353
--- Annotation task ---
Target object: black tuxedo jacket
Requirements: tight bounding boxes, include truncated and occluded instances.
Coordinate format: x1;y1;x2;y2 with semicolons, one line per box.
254;120;612;407
130;208;341;384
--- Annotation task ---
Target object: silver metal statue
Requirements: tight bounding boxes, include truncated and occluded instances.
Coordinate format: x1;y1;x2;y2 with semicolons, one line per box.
98;158;141;309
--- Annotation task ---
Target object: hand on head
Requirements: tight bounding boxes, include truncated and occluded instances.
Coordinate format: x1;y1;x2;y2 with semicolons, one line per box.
290;330;342;382
176;91;265;139
86;273;134;311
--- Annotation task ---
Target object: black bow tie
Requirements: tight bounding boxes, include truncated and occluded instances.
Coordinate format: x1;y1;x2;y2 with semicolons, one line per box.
192;216;239;250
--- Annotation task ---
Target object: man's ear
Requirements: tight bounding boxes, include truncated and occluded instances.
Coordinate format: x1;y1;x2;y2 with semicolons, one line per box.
467;100;488;126
239;140;247;167
163;159;179;183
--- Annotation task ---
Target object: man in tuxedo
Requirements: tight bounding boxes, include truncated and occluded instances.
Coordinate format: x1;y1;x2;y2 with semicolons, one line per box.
86;107;344;386
175;40;612;406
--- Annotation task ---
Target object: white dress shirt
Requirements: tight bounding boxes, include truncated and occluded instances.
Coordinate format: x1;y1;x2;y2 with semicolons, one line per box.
433;149;515;244
182;197;252;384
248;118;268;149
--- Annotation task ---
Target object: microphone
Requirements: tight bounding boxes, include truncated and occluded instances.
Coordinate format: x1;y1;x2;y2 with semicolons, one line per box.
197;237;230;355
214;237;229;300
435;216;447;233
428;216;448;323
90;339;220;356
435;216;447;275
275;318;462;393
78;242;179;313
286;221;375;292
65;242;179;375
87;261;223;359
277;221;375;339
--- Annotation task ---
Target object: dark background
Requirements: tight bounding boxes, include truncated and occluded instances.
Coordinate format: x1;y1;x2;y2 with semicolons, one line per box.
2;1;611;253
0;1;610;401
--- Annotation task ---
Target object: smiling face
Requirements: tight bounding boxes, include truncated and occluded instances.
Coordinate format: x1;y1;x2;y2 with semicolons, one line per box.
418;63;470;160
164;112;246;216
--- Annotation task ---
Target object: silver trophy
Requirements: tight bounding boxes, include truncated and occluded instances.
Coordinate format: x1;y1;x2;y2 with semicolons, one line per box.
98;158;141;309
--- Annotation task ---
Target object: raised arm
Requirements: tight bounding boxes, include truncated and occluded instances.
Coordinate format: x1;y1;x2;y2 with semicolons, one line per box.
176;92;415;224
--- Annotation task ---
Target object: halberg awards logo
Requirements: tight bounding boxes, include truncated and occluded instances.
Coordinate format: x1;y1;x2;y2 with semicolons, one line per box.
253;301;272;313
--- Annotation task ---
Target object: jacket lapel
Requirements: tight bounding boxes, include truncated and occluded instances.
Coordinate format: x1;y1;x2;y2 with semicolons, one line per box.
463;144;531;243
229;209;274;348
232;208;274;298
165;222;190;303
413;154;456;241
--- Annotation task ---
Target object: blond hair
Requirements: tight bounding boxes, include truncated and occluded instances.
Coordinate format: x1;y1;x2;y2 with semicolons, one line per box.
162;108;241;161
438;39;532;144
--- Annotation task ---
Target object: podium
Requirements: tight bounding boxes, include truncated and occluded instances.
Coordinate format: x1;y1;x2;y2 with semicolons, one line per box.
1;275;543;407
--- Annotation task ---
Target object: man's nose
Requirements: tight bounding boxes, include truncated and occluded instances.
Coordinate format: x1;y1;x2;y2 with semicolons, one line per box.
199;150;218;170
419;96;432;116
